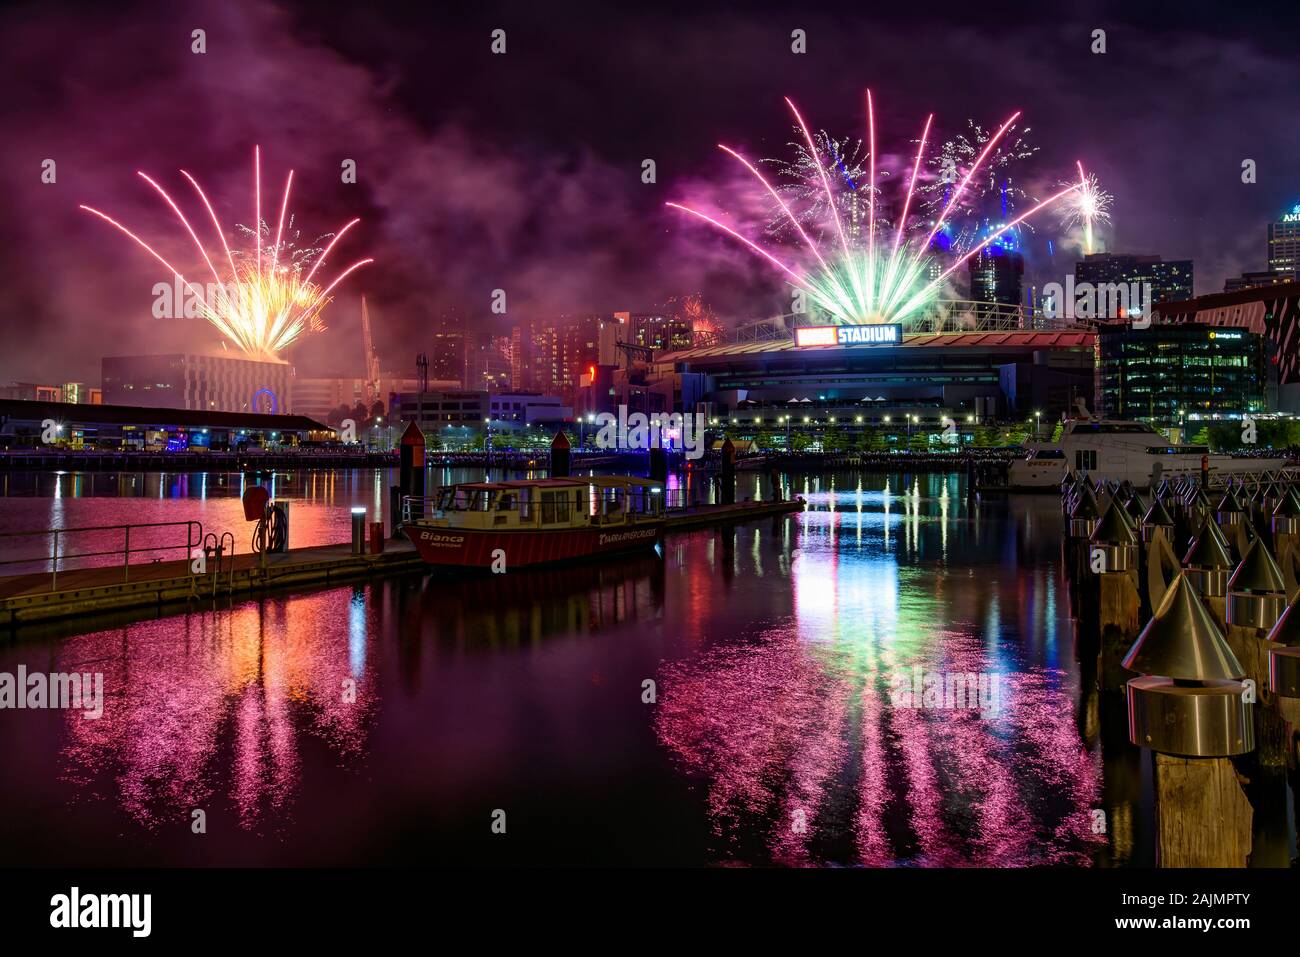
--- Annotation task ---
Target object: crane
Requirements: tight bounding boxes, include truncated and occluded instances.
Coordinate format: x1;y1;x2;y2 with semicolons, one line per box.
361;297;381;403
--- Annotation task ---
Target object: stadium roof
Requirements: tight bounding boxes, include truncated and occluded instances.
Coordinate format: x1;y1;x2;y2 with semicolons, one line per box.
656;329;1095;363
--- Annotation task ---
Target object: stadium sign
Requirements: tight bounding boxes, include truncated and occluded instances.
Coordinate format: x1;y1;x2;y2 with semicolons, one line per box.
794;324;902;348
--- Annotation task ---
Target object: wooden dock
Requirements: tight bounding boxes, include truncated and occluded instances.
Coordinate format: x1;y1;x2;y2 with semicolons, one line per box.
0;498;804;627
0;542;425;627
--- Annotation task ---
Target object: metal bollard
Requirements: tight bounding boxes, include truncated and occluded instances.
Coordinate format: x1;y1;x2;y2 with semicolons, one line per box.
351;507;366;556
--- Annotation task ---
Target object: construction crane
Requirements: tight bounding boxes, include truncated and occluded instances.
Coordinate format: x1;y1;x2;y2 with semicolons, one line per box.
360;297;381;403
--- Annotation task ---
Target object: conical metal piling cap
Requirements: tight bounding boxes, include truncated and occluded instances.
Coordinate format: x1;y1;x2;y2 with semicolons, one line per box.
1070;483;1099;520
1091;500;1138;545
1122;573;1245;680
1155;478;1172;500
1264;602;1300;647
1273;487;1300;518
1183;519;1234;569
1216;487;1244;513
1124;492;1147;520
1190;487;1211;509
1227;537;1286;594
1142;497;1174;527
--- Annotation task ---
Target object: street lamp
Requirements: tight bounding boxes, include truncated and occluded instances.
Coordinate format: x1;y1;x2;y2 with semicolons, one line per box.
1034;410;1041;440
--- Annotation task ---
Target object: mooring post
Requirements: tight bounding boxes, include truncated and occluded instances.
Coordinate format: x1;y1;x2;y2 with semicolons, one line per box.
1088;500;1141;692
1124;573;1255;867
550;430;571;478
720;437;735;506
397;421;426;536
1182;517;1233;633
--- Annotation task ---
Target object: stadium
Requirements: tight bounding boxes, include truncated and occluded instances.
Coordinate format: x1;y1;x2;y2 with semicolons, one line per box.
644;301;1096;440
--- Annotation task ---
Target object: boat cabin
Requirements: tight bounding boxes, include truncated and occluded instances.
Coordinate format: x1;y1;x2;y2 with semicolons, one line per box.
408;476;665;532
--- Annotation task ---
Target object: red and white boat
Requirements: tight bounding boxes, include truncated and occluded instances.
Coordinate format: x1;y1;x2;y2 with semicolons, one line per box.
402;476;666;569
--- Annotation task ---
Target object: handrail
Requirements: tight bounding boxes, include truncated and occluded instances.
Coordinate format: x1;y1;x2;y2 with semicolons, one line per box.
0;520;204;593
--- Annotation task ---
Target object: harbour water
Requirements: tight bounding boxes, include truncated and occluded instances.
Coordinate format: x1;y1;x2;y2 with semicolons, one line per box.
0;468;1294;866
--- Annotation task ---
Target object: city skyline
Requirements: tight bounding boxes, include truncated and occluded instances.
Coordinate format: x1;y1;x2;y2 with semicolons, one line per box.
4;0;1300;385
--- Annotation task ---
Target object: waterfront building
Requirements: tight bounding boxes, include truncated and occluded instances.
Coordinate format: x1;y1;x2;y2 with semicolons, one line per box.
0;398;330;450
1151;281;1300;411
1096;323;1266;425
101;353;293;414
487;392;571;428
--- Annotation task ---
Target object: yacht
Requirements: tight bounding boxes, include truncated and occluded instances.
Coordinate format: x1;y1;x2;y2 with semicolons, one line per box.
1004;419;1286;490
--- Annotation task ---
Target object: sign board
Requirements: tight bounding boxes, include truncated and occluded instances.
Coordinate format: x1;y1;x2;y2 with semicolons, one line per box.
794;324;902;348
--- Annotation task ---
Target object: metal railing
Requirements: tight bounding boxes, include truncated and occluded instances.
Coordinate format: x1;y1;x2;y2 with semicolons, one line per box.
0;520;204;593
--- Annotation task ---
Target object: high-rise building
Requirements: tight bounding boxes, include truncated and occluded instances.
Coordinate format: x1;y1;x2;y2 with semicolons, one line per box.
509;315;609;404
429;309;468;385
463;332;512;392
1074;253;1194;306
1267;205;1300;275
967;245;1024;315
614;311;693;352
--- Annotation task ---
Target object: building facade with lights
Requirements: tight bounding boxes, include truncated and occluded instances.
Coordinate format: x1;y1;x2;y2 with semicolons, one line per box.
1096;323;1267;425
1074;253;1194;306
0;398;330;450
101;353;293;415
1150;280;1300;411
647;329;1096;426
1267;205;1300;275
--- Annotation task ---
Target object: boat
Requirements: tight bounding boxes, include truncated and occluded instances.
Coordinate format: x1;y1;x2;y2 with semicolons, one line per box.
401;476;666;569
1002;419;1287;490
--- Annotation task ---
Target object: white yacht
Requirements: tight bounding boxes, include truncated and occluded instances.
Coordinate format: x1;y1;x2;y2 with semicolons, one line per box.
1005;419;1287;490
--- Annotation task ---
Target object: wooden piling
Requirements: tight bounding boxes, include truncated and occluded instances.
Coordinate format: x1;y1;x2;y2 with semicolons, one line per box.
1153;753;1253;868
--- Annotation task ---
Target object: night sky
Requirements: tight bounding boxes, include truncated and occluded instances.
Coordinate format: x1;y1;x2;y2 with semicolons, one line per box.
2;0;1299;384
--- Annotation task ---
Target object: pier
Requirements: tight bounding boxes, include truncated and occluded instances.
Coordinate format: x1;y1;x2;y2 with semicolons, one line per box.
0;498;804;628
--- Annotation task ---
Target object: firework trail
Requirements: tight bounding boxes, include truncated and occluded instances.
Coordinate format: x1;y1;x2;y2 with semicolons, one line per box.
761;131;879;239
668;94;1081;328
1059;161;1112;256
81;147;372;360
918;118;1040;256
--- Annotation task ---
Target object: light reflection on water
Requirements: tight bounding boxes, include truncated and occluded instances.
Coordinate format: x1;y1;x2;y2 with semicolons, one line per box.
654;481;1103;866
0;469;1256;865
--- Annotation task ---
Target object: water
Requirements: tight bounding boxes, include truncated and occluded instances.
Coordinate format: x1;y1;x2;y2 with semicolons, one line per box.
0;469;1293;866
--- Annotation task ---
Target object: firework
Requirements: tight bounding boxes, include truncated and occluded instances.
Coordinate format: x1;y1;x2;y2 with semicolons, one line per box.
761;131;877;239
665;293;722;345
81;147;372;360
669;94;1081;328
1059;161;1112;255
918;118;1040;256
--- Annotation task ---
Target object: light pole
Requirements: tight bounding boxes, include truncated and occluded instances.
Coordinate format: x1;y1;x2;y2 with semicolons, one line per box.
1034;410;1041;440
